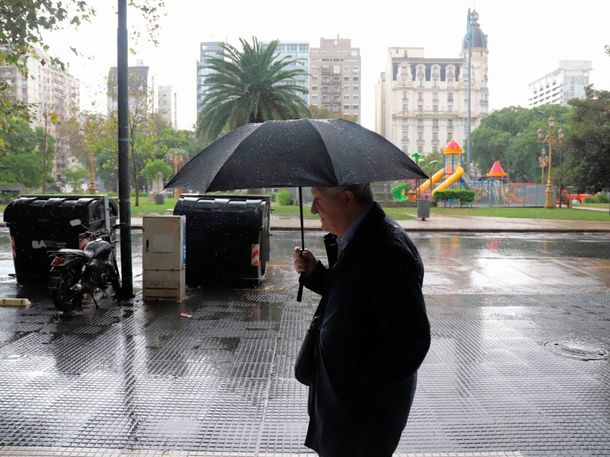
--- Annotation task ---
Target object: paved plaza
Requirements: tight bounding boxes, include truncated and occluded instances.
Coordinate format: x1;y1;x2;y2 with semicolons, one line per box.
0;230;608;456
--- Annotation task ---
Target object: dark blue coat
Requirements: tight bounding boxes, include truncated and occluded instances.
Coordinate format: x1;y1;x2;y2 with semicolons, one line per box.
300;203;431;457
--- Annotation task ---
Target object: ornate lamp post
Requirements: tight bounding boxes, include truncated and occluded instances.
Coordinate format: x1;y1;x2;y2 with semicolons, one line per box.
538;149;547;185
537;116;564;209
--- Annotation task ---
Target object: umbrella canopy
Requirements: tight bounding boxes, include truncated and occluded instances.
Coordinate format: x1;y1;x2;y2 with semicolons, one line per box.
165;118;428;302
165;118;427;192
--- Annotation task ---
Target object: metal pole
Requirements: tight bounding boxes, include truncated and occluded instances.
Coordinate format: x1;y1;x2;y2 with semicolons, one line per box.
466;9;472;177
296;186;305;303
558;146;562;209
117;0;134;298
545;137;553;209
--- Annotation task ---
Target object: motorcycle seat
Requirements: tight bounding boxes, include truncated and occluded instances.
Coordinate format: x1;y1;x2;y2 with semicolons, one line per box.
58;249;92;259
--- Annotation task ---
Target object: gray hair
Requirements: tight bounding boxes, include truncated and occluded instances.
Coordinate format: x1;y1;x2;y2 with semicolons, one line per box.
325;183;374;205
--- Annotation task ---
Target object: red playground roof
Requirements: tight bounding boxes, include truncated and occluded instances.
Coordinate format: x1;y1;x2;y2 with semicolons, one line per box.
487;160;508;178
443;139;463;154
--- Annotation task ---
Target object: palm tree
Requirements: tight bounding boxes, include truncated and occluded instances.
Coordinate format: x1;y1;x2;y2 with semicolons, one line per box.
197;38;309;141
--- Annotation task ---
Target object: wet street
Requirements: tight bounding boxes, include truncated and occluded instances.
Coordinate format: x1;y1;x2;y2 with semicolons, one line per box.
0;228;608;456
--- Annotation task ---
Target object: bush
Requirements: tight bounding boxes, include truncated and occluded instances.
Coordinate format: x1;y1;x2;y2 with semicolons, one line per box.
584;193;609;204
277;190;294;206
433;189;476;207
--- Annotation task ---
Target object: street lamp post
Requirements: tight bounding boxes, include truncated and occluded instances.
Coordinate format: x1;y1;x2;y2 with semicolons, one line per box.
538;149;547;186
537;116;564;209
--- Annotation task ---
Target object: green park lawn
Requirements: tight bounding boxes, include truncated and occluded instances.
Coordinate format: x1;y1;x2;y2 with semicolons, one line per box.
272;204;610;222
1;196;608;222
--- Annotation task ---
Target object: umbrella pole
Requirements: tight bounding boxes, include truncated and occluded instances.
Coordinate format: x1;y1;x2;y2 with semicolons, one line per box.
297;187;305;302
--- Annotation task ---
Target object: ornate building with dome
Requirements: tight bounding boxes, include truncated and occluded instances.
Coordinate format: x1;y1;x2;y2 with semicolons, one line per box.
375;10;489;158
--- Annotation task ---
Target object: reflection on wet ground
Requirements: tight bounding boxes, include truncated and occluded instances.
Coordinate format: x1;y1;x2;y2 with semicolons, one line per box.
0;230;608;456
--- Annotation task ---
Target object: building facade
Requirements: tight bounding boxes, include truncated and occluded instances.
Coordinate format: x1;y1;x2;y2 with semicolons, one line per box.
0;48;80;184
270;41;310;105
375;11;489;156
158;85;176;128
309;36;361;122
107;64;150;115
196;41;224;117
528;60;592;108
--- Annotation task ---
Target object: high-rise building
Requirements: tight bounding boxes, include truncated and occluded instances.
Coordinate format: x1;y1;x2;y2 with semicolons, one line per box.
196;42;224;117
269;41;310;105
309;36;361;122
528;60;592;108
0;47;80;183
158;85;176;128
375;11;489;155
107;64;150;115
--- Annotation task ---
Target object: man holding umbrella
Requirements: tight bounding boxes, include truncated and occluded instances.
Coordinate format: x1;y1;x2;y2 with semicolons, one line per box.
294;183;430;457
165;117;431;455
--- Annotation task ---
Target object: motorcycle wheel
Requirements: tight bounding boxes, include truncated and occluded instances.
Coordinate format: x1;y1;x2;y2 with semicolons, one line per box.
51;269;83;312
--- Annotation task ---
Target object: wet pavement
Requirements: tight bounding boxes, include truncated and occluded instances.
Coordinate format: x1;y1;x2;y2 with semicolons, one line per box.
0;228;608;456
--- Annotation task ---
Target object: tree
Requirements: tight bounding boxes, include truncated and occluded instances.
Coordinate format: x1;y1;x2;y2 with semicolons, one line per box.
64;165;88;192
141;159;172;189
197;38;309;141
308;105;358;123
471;105;573;182
0;116;54;189
564;86;610;192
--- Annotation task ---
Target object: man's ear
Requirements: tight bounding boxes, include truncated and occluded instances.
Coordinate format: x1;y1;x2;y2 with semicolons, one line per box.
342;190;356;205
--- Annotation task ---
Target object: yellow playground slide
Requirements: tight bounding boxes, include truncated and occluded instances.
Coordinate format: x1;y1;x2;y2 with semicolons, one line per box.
419;169;444;192
418;166;464;193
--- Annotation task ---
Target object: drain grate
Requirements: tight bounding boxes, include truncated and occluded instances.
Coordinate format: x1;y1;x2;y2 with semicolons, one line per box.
543;340;609;361
243;292;293;303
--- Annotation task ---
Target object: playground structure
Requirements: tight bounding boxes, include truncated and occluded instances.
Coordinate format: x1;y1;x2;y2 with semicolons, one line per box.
392;139;553;207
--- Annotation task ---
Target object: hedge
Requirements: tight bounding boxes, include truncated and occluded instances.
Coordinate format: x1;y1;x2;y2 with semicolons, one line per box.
433;189;476;207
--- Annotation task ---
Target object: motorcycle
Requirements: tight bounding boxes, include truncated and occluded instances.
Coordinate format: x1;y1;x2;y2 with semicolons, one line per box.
48;219;121;312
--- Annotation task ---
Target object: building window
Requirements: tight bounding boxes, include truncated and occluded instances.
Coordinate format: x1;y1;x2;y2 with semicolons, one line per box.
448;119;453;129
418;145;423;153
344;105;350;110
447;92;453;102
432;119;439;129
447;132;453;141
433;104;438;112
417;92;423;102
448;103;453;112
418;104;423;113
344;76;350;81
417;132;423;142
432;146;438;153
353;104;359;109
333;65;341;74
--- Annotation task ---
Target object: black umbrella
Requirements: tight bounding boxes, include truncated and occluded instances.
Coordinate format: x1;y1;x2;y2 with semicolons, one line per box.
165;118;427;300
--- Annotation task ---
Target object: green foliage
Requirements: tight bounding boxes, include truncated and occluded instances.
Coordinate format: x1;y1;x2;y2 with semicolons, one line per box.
276;190;294;206
471;105;573;182
197;38;309;141
142;159;172;184
64;165;87;192
584;193;609;204
308;105;358;123
0;116;54;188
433;189;476;207
564;86;610;193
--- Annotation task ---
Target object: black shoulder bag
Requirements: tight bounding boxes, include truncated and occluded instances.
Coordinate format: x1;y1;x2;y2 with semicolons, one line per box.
294;298;327;386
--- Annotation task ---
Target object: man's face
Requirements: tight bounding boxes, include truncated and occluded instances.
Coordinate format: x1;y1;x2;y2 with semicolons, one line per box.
310;187;352;235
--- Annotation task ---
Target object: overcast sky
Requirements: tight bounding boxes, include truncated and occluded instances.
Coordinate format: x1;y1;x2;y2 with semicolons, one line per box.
48;0;610;131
